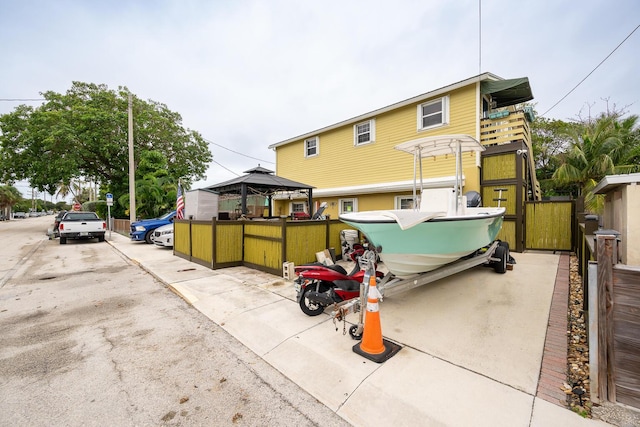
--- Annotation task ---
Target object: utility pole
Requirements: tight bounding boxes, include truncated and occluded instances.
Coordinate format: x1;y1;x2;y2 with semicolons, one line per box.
128;93;136;222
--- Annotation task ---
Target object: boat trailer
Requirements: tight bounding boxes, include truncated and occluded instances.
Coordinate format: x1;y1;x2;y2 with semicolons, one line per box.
331;240;511;339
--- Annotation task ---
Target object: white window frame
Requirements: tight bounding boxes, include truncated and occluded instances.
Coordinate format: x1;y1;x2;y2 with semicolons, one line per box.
395;195;416;210
304;136;318;158
339;198;358;214
353;119;376;146
291;202;306;213
417;96;449;131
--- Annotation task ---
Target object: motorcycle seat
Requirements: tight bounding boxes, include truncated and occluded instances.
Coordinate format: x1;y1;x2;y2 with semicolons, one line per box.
333;279;360;291
326;264;348;275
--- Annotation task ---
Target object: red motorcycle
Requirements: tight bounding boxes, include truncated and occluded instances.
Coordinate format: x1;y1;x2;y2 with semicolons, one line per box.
294;251;383;316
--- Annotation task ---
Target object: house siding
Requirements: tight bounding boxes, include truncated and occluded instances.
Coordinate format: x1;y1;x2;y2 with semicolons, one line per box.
276;85;479;190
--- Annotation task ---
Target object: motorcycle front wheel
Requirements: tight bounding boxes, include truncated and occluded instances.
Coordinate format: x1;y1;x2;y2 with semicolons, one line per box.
299;286;327;316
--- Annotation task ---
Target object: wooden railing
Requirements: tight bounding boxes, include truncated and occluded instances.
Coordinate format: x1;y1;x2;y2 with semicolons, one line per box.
480;111;532;148
481;110;541;201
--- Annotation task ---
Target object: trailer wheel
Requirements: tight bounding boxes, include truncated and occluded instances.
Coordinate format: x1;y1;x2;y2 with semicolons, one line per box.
349;325;363;340
494;245;507;274
498;241;510;265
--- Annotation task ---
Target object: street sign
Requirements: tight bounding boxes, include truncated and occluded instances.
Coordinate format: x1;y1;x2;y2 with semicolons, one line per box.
106;193;113;241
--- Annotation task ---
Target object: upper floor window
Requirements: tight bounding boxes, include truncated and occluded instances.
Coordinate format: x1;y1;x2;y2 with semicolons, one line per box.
417;96;449;130
305;136;318;157
354;119;375;146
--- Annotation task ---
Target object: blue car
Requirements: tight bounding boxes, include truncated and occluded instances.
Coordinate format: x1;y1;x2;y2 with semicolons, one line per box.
130;210;176;244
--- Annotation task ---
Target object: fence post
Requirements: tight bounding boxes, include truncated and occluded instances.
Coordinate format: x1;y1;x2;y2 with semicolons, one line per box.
211;218;216;269
588;261;600;403
281;217;287;267
596;234;617;403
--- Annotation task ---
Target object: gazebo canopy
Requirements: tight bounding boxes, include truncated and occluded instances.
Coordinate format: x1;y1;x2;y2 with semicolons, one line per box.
205;165;314;217
208;165;313;194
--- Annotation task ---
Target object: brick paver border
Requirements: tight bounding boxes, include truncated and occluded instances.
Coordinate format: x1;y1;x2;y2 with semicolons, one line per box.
536;252;571;406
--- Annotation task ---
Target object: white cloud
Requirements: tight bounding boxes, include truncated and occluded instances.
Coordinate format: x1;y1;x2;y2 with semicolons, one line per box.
1;0;638;196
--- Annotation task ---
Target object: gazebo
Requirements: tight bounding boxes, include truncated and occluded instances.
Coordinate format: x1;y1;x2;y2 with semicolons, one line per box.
206;165;315;218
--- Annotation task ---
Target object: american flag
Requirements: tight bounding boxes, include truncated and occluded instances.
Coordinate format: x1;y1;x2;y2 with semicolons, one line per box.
176;183;185;219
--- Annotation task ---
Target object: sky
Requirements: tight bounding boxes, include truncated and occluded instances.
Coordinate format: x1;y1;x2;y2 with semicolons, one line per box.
1;0;639;202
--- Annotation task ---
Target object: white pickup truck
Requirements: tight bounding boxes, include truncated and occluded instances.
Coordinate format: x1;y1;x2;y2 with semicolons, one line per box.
58;211;107;244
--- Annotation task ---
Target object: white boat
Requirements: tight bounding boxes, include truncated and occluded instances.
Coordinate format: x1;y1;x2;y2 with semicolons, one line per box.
339;135;505;277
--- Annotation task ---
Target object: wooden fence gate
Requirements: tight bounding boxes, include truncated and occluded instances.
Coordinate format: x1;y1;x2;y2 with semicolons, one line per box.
524;200;574;251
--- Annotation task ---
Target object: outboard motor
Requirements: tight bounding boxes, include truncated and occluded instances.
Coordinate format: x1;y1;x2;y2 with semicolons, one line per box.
465;191;481;207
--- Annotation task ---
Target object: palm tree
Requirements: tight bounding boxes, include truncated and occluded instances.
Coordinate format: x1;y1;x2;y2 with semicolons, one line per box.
553;113;640;213
56;180;84;204
127;173;177;219
0;185;23;218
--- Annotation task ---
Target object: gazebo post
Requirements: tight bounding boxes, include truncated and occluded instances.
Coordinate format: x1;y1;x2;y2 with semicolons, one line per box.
308;189;313;217
241;184;248;215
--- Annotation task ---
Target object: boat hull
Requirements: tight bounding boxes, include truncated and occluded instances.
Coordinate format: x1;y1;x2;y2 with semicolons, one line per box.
340;208;504;277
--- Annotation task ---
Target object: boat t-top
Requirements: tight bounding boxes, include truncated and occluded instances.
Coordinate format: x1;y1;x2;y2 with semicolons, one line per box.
339;134;506;277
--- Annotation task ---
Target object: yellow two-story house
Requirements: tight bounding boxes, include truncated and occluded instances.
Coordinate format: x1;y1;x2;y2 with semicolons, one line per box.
268;72;540;251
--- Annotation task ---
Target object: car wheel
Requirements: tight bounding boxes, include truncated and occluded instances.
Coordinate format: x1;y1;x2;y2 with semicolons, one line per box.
60;237;67;245
98;235;105;242
144;231;153;244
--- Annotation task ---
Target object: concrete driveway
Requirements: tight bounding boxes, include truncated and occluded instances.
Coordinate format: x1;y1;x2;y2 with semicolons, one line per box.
108;232;611;427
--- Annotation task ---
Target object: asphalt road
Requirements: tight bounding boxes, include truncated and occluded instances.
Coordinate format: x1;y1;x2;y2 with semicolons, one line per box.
0;216;349;426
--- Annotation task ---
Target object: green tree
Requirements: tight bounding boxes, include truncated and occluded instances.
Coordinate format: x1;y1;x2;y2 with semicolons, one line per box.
0;185;22;217
113;150;180;219
552;112;640;212
530;113;580;197
0;82;212;218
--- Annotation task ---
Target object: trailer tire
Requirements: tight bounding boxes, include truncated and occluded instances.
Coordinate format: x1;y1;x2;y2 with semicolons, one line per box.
349;325;363;340
494;245;507;274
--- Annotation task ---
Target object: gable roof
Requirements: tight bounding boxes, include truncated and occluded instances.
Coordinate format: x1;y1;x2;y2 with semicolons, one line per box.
268;72;514;150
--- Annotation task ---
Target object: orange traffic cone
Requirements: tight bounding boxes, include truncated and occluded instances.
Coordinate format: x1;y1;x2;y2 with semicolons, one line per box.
353;274;401;363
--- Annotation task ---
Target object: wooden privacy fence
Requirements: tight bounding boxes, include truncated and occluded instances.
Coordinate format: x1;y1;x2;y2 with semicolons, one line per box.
112;219;131;235
113;200;575;256
589;235;640;409
173;218;354;276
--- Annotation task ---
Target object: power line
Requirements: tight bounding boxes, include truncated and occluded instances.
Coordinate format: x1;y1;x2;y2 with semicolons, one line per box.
0;98;45;102
204;137;274;165
540;23;640;118
211;159;241;177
